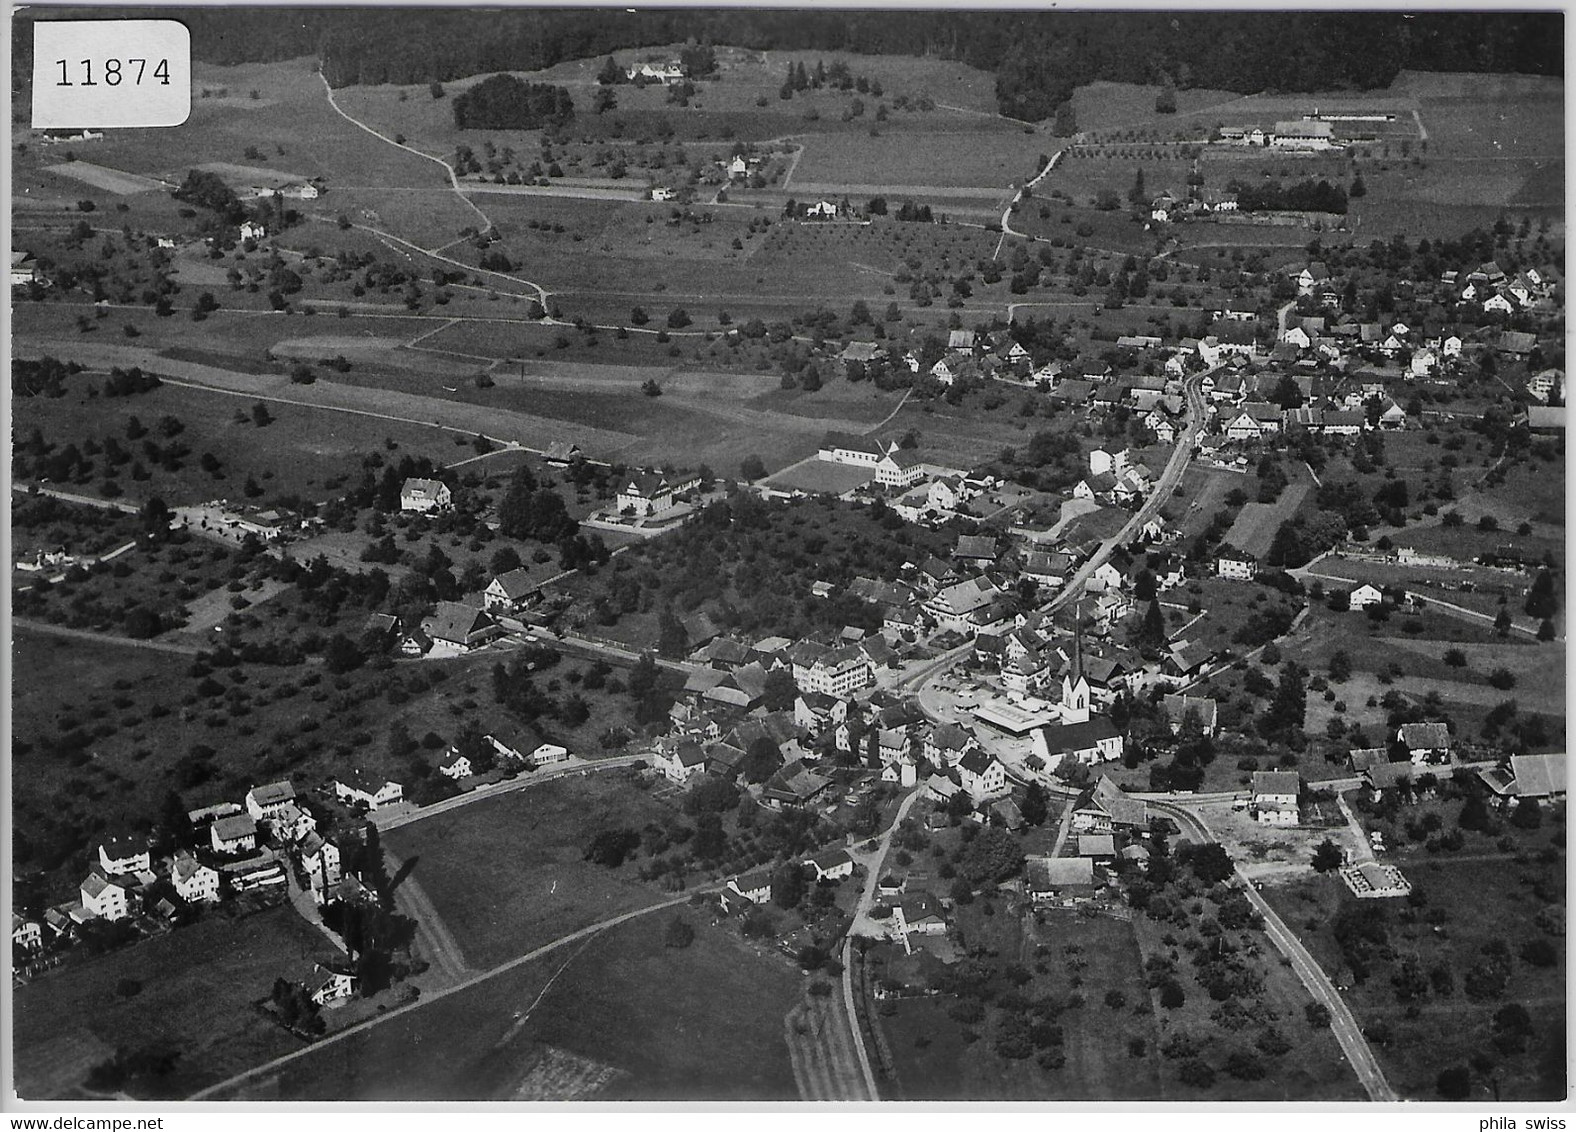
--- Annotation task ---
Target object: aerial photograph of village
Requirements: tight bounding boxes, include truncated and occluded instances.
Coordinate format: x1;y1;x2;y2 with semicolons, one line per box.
5;6;1567;1108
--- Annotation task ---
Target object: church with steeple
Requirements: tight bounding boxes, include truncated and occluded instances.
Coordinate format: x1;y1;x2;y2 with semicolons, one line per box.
1057;617;1092;725
1035;606;1124;766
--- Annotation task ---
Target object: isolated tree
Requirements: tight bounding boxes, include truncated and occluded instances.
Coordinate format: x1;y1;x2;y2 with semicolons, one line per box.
1021;781;1049;827
739;454;767;481
1311;838;1343;873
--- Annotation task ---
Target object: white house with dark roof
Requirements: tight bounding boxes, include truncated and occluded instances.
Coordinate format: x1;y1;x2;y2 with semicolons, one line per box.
655;738;708;785
799;645;875;698
422;601;502;655
957;748;1007;800
1026;856;1098;903
211;813;259;854
306;964;358;1007
1071;776;1148;833
437;748;474;780
298;833;342;897
97;835;151;876
399;478;452;513
805;847;855;882
13;913;43;956
892;891;947;936
246;780;297;821
616;470;698;517
1251;770;1300;825
80;868;133;921
171;852;221;904
334;770;404;811
726;870;773;905
483;567;537;613
1397;722;1452;764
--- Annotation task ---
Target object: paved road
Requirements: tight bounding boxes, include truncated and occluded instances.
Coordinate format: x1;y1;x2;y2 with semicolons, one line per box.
839;785;924;1100
11;482;142;514
13;617;202;656
186;884;717;1100
371;755;643;833
1148;799;1400;1103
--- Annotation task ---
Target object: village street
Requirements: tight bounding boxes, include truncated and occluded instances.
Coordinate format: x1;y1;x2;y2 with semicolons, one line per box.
1149;799;1399;1103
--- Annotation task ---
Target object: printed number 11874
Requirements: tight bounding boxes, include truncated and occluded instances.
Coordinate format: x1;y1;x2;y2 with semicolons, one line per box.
55;58;172;86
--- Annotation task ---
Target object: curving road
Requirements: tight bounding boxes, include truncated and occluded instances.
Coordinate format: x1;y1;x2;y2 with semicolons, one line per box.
1148;799;1401;1103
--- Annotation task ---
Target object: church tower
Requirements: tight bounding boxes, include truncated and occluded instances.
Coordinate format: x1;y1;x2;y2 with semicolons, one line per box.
1060;607;1091;724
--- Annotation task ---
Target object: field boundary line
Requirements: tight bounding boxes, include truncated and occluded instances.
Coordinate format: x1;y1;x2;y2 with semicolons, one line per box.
152;374;535;454
316;74;556;308
186;887;717;1100
319;71;490;235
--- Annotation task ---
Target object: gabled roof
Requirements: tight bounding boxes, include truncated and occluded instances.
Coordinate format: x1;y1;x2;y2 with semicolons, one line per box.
248;781;296;807
1398;722;1451;750
1077;775;1146;827
401;477;448;499
338;767;400;795
1251;770;1300;797
213;814;258;841
1507;752;1566;798
1042;716;1121;756
954;534;998;561
423;601;496;644
1026;856;1095;890
958;748;995;776
489;567;536;600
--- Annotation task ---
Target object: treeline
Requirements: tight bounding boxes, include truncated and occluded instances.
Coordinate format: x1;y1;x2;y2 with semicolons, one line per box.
1229;178;1348;215
13;11;1560;121
451;74;575;131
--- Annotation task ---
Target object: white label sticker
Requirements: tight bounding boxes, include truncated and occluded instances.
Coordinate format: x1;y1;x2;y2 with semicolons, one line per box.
32;20;191;129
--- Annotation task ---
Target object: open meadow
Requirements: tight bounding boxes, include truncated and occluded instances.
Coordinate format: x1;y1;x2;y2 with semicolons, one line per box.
252;913;802;1101
13;904;340;1100
381;775;677;968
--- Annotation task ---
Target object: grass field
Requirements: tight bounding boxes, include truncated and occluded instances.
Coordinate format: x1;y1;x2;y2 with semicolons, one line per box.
13;378;460;507
791;130;1040;192
761;458;878;496
260;911;801;1100
382;775;675;968
42;161;169;195
1069;82;1243;134
1263;832;1566;1101
1221;480;1311;559
13;904;339;1100
1282;602;1559;743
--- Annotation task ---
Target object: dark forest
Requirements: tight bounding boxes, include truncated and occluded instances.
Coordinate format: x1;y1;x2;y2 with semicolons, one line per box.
12;9;1565;123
